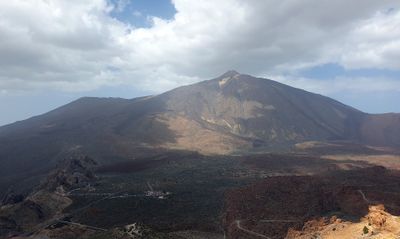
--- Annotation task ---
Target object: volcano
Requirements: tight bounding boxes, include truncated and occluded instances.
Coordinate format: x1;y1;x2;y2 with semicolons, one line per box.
0;71;399;190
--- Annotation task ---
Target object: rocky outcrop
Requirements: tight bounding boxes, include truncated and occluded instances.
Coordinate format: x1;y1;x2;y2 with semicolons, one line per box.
1;189;24;206
287;205;400;239
0;156;97;238
41;155;97;191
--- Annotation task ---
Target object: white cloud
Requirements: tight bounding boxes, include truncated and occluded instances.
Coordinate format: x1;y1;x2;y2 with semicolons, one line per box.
271;75;400;95
0;0;399;95
340;10;400;69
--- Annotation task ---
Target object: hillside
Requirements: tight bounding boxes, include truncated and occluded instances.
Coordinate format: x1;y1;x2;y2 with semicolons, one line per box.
224;167;400;239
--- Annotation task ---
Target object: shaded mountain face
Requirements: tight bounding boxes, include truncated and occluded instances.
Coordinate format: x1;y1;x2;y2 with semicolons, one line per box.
0;71;399;190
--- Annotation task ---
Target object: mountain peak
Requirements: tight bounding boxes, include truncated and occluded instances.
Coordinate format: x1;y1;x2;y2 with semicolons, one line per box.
220;70;241;78
217;70;242;88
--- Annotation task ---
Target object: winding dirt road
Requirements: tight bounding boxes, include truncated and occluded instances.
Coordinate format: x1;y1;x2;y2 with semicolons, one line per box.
235;220;271;239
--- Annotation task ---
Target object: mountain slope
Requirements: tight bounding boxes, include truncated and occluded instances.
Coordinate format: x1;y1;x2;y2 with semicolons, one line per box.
161;71;364;148
0;71;399;191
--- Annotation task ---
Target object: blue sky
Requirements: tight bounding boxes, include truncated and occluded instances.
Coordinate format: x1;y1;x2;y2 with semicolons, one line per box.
300;63;400;80
0;1;399;126
109;0;176;27
296;64;400;113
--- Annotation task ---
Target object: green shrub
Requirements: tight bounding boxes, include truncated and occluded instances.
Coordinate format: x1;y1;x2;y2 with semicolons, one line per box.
363;226;369;234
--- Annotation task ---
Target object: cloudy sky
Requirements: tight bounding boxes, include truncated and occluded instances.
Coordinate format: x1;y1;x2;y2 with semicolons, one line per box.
0;0;400;126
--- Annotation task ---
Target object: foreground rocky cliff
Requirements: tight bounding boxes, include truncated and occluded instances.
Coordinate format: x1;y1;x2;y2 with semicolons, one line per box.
224;167;400;238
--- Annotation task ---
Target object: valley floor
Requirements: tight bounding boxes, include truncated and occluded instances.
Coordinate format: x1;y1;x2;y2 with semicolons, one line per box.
2;146;400;239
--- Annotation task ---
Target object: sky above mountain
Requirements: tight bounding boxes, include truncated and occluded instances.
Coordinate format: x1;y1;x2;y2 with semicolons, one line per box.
0;0;400;126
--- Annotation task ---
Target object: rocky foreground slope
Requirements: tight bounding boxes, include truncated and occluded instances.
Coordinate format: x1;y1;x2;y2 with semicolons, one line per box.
287;204;400;239
224;167;400;239
0;156;97;238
